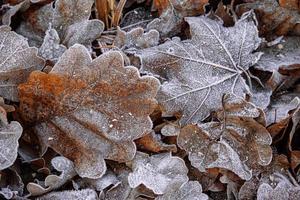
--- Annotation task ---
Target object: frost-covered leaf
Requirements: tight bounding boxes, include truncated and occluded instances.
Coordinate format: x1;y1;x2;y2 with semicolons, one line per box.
237;0;300;36
138;11;262;125
0;105;22;170
257;173;300;200
0;168;24;199
128;152;189;194
1;0;30;25
18;44;160;179
147;0;208;37
16;0;104;47
0;25;45;101
156;181;208;200
37;189;98;200
256;37;300;72
115;27;159;50
177;94;272;180
27;156;77;196
39;26;67;63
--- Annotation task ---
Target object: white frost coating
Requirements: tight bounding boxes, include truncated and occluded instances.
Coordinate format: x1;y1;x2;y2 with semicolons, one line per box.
128;152;189;194
139;11;262;125
37;189;98;200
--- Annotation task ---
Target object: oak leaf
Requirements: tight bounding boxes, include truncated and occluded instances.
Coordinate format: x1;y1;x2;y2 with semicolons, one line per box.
177;94;272;180
0;104;22;170
138;11;262;125
0;25;45;101
37;189;98;200
18;44;160;179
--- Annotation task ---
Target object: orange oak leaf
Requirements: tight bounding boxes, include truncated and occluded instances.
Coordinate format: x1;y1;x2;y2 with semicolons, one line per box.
18;44;160;179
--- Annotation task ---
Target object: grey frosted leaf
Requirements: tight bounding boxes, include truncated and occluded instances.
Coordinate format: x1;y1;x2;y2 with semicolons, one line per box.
0;107;22;170
114;27;159;50
16;0;104;48
27;156;77;196
156;181;208;200
19;44;160;179
120;7;153;29
1;0;30;26
177;94;272;180
128;152;189;195
256;37;300;72
62;20;104;47
0;25;45;101
138;11;262;125
39;27;67;62
161;123;180;136
37;189;98;200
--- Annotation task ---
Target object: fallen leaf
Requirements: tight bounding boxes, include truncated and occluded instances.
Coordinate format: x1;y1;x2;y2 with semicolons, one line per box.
1;0;30;25
279;0;300;10
128;152;189;194
0;25;45;101
16;0;104;47
0;105;22;170
147;0;209;37
27;156;77;196
138;11;262;125
156;181;209;200
177;94;272;180
36;189;98;200
237;0;300;37
19;44;160;179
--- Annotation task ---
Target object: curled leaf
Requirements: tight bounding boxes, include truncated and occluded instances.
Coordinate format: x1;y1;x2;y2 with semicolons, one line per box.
19;44;160;179
0;25;45;101
177;94;272;180
128;152;189;194
138;11;262;125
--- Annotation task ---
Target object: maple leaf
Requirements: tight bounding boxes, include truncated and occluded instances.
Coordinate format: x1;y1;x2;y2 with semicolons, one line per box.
16;0;104;47
138;11;262;125
177;94;272;180
18;44;160;179
0;26;45;102
0;104;22;170
128;152;189;194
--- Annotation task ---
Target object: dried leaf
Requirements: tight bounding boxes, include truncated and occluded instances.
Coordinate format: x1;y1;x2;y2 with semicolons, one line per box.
27;156;77;196
19;44;160;179
37;189;98;200
256;37;300;72
156;181;209;200
0;25;45;101
138;11;262;125
114;27;159;50
148;0;209;37
0;105;22;170
128;152;189;194
177;94;272;180
38;26;67;62
237;0;300;36
16;0;104;47
1;0;30;25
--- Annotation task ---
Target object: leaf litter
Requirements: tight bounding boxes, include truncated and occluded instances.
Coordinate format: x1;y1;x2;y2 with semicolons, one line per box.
1;0;300;199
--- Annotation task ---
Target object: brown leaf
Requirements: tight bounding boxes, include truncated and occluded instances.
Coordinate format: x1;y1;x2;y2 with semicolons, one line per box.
18;44;160;179
177;94;272;180
279;0;300;10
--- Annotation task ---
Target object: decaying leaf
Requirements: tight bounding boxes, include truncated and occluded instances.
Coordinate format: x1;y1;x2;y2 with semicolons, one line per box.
0;25;45;101
0;168;24;199
19;44;160;179
138;11;262;125
27;156;77;196
256;37;300;72
128;152;189;194
237;0;300;37
37;189;98;200
114;27;160;50
1;0;30;25
16;0;104;47
156;181;209;200
177;94;272;180
0;104;22;170
148;0;209;37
